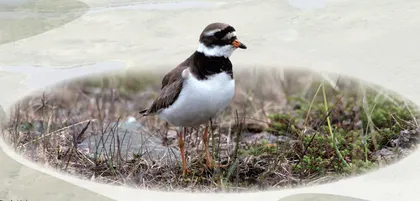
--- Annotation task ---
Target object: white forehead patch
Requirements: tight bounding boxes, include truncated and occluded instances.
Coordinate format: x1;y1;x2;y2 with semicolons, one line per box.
204;29;221;36
223;31;237;40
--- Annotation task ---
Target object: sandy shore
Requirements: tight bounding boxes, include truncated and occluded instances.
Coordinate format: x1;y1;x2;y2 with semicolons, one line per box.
1;0;420;200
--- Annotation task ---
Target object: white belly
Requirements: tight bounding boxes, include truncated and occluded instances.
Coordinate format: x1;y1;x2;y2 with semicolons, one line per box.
158;71;235;127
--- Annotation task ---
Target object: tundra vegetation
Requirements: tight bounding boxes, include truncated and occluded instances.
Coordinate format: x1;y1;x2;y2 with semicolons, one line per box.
2;68;419;192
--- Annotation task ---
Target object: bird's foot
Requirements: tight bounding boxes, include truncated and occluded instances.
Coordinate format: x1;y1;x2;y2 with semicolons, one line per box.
182;168;192;176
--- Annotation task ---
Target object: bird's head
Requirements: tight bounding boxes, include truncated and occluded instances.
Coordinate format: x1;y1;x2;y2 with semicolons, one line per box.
197;22;247;58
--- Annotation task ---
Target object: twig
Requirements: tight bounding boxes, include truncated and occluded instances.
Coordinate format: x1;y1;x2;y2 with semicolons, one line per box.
18;119;96;148
76;120;92;144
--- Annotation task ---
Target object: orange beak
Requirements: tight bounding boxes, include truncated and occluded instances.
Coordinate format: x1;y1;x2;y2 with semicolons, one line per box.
232;39;247;49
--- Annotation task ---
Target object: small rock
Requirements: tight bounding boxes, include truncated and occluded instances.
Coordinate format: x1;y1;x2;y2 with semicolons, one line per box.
375;148;397;161
79;121;180;162
379;148;394;156
390;129;420;148
125;116;136;124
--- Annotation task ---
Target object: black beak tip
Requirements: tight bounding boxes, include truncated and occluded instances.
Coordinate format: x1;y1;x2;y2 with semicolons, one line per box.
239;43;247;49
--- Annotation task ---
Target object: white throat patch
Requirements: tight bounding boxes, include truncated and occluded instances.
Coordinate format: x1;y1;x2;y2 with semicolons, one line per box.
197;43;236;58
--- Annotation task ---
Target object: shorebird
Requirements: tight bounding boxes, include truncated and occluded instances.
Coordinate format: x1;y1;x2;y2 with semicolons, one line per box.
139;22;247;175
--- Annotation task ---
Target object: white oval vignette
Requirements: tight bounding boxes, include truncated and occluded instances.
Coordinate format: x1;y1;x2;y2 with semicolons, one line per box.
1;0;420;201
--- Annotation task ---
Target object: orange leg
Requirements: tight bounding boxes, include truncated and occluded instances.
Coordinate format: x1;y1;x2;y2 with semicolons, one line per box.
202;125;212;168
177;127;189;175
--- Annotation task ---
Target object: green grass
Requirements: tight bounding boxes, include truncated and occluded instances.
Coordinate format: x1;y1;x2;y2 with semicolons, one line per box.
264;80;419;177
3;68;419;192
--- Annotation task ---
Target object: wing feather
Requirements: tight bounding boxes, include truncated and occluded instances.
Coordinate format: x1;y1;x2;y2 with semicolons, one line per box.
140;65;189;116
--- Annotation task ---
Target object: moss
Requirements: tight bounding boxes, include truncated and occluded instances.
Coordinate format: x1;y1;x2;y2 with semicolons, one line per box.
239;140;278;156
266;82;420;177
265;113;299;136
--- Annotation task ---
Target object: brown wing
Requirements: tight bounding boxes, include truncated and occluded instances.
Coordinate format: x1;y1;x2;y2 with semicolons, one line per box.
161;65;188;89
140;65;189;116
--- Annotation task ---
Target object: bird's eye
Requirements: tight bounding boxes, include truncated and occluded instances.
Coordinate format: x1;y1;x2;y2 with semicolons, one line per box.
213;31;224;39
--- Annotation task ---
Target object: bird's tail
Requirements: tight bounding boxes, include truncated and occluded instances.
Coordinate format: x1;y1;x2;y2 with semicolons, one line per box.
139;109;148;117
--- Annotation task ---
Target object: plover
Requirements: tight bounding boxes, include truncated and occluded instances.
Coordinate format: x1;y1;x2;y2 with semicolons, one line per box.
139;22;247;175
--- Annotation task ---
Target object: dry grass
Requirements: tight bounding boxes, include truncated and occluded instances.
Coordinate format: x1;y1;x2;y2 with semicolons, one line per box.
1;67;419;192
